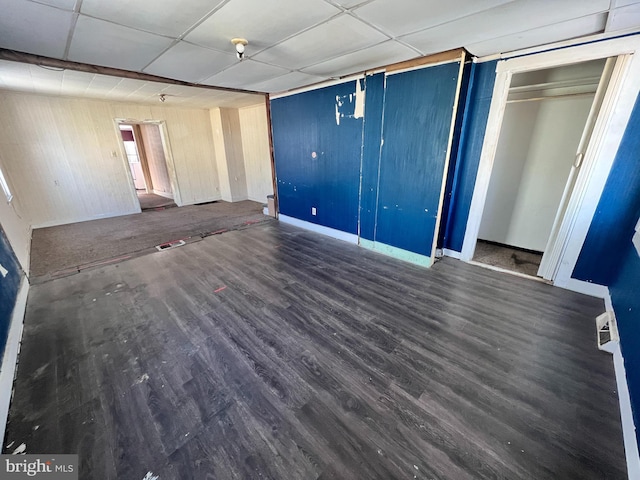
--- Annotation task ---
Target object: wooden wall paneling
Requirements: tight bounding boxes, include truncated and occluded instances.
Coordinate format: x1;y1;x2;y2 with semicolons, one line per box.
210;108;232;201
220;108;248;202
239;104;273;203
0;92;225;228
152;106;221;205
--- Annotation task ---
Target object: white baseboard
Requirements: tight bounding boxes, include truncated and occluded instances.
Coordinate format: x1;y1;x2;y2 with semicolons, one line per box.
443;248;462;259
0;277;29;445
278;215;358;244
612;342;640;480
560;278;610;299
32;209;141;229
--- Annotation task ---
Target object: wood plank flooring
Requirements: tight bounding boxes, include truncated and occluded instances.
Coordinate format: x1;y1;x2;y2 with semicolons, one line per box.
4;222;626;479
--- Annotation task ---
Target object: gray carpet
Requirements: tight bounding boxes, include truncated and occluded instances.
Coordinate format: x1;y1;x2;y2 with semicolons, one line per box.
473;240;543;277
30;200;271;281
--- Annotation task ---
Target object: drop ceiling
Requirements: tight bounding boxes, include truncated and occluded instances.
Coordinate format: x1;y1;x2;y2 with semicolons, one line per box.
0;0;639;100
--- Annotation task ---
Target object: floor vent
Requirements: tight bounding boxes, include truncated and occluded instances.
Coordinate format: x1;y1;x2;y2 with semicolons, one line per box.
156;240;186;251
596;311;619;354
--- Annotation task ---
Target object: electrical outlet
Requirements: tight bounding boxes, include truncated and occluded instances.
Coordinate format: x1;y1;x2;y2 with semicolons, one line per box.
311;207;317;216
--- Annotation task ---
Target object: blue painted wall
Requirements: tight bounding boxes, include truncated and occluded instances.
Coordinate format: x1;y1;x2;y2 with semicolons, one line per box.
374;62;459;255
443;60;498;252
572;93;640;445
0;224;21;359
610;242;640;445
271;64;463;258
270;80;365;235
437;62;472;249
359;73;385;242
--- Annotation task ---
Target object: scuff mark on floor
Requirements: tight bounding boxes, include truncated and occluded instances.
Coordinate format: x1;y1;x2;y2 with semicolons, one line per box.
133;373;149;385
12;443;26;454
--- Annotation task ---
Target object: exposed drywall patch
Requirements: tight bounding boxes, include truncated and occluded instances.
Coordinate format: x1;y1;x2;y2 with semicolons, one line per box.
354;79;365;119
335;79;365;125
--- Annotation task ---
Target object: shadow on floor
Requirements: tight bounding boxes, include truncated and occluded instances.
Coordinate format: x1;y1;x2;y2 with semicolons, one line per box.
473;239;543;277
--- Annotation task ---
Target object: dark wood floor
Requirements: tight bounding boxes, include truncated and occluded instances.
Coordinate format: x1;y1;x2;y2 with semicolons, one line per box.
4;222;626;479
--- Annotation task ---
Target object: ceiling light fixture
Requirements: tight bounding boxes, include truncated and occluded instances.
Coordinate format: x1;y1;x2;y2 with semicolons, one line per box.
231;38;248;60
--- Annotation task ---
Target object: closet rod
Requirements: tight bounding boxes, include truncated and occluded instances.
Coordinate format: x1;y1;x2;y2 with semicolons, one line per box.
506;91;595;104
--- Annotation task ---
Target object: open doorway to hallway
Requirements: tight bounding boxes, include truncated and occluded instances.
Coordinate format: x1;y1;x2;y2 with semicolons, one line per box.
118;123;177;211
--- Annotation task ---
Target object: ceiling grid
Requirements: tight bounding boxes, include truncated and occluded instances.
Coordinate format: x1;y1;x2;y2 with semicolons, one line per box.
0;0;637;102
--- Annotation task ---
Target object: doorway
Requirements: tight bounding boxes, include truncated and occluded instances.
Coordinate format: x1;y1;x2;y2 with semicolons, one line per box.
118;122;177;211
471;58;611;278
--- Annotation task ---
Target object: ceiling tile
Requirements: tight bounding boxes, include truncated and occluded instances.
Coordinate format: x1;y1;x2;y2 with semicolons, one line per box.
606;3;640;32
31;0;77;10
144;42;237;83
80;0;223;38
68;16;175;71
0;0;74;58
185;0;340;53
400;0;610;55
301;40;416;77
467;13;607;56
247;71;326;93
253;14;389;70
202;60;290;89
353;0;514;37
328;0;371;8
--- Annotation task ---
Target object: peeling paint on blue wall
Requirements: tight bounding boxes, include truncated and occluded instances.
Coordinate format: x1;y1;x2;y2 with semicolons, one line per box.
271;60;464;264
271;80;365;234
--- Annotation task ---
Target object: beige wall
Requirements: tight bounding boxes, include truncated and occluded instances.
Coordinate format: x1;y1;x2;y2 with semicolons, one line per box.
210;107;248;202
0;92;222;228
239;104;273;203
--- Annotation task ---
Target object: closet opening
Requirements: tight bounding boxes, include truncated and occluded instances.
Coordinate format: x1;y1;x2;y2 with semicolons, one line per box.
471;57;614;279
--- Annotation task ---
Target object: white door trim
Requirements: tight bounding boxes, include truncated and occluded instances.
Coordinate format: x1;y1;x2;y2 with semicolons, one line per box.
460;35;640;289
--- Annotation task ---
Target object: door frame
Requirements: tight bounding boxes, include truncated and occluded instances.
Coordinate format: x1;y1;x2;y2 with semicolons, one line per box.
114;118;183;208
460;35;640;290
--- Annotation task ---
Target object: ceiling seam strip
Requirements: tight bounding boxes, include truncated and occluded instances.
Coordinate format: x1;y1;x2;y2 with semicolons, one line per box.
62;0;83;60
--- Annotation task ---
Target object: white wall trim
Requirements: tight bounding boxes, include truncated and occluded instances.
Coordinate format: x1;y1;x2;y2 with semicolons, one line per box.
612;342;640;480
0;278;29;446
443;248;461;259
278;215;358;244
